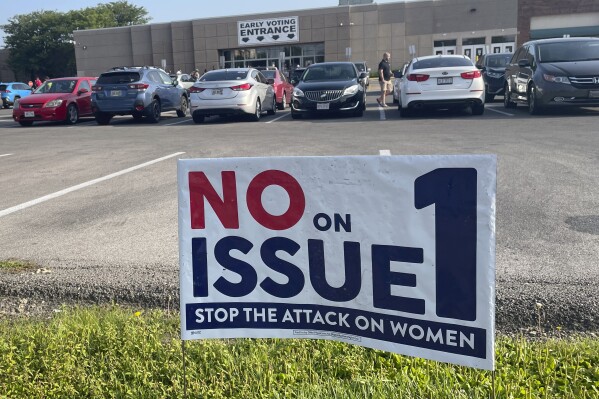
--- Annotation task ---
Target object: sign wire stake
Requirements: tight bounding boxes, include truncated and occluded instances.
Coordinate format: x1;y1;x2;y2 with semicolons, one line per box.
182;340;188;399
491;369;496;399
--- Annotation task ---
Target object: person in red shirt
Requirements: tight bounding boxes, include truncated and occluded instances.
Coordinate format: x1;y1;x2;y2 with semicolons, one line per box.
34;76;42;89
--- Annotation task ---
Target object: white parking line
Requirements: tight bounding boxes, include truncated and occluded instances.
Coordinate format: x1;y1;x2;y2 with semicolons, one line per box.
379;150;391;156
486;107;514;117
0;153;13;158
265;112;290;124
0;152;185;218
377;104;386;120
165;119;192;126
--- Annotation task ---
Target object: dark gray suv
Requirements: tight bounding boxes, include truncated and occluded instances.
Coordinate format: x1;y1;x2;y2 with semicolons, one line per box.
504;37;599;114
91;66;189;124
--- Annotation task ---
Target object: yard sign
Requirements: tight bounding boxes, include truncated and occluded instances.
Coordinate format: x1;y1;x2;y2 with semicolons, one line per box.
178;155;496;370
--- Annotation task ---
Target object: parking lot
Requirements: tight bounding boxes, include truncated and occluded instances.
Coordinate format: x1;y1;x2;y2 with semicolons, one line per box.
1;89;598;333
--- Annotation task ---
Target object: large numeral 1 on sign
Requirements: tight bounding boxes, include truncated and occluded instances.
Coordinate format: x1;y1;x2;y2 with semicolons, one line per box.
414;168;477;321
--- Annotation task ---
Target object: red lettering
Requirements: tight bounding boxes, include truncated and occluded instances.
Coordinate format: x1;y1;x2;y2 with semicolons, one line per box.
189;171;239;229
246;170;305;230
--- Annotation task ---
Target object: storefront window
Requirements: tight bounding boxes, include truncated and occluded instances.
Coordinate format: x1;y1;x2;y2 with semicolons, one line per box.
219;43;325;73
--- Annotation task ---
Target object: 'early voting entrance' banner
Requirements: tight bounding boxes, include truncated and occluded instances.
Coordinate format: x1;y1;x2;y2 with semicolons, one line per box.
178;155;496;370
238;16;299;46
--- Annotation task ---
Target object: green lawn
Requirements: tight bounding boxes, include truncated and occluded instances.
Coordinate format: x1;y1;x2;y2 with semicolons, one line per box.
0;305;597;398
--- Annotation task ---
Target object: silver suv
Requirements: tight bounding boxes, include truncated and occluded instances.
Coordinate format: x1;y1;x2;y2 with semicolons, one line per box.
91;66;189;124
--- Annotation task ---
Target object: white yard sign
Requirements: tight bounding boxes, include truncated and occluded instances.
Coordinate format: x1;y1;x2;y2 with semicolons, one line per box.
238;16;299;46
178;155;496;370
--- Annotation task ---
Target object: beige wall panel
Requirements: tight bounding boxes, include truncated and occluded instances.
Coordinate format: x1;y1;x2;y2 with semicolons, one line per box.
300;29;312;42
325;27;339;41
205;24;217;37
325;13;338;28
338;27;350;40
228;23;237;36
350;12;363;26
325;40;338;54
217;36;229;49
205;38;218;51
391;23;406;38
351;38;365;55
312;28;325;42
194;39;207;51
312;15;325;29
338;13;350;26
363;11;378;25
364;24;378;39
351;25;364;39
217;24;228;37
378;24;392;38
192;23;205;39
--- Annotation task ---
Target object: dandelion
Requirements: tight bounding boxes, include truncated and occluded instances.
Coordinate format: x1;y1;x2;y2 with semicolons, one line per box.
556;326;562;331
134;311;142;317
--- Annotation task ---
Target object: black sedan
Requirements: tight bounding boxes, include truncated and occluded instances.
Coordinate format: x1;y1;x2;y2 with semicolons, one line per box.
291;62;368;119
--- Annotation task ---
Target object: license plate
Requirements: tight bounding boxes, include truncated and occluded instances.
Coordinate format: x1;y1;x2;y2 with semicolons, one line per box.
317;103;330;110
589;90;599;98
437;77;453;85
110;90;122;97
212;89;223;95
24;111;35;118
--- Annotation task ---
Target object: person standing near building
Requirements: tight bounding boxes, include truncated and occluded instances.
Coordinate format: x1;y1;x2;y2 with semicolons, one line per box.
34;76;42;89
376;52;392;107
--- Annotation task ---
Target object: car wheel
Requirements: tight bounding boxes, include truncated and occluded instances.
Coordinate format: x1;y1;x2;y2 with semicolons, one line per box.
251;98;261;122
176;96;188;117
18;120;34;127
504;84;517;109
277;92;287;110
192;111;204;124
393;92;399;104
471;102;485;116
528;84;542;115
132;111;144;121
267;95;277;115
398;100;411;118
65;104;79;125
95;112;113;125
146;99;161;123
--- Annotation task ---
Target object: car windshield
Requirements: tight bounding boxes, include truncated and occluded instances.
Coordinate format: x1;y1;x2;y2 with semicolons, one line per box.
413;57;473;70
354;63;367;72
199;70;249;81
97;72;141;84
35;80;77;94
261;70;276;79
302;65;356;81
485;55;512;68
538;40;599;63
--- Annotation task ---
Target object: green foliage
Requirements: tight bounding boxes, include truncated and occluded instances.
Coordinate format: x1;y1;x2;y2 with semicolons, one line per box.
0;305;597;398
0;259;36;272
1;1;150;80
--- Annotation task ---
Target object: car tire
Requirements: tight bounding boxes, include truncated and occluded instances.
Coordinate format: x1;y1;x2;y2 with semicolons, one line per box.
146;99;161;123
65;104;79;125
277;92;287;110
18;120;34;127
398;101;412;118
192;111;204;124
291;110;302;119
95;112;112;125
267;96;277;115
471;102;485;116
176;96;188;117
504;84;517;109
527;84;542;115
251;99;261;122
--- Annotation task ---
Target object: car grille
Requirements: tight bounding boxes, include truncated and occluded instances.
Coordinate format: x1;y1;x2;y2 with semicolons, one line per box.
305;90;344;102
20;103;43;108
569;76;599;89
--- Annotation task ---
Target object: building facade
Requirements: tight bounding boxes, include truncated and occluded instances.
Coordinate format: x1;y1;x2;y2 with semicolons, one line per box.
73;0;518;77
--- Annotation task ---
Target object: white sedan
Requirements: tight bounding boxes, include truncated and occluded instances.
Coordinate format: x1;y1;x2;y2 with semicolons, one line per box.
189;68;276;123
396;55;485;117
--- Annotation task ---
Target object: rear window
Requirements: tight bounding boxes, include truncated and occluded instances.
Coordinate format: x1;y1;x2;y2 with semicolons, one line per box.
354;63;367;72
261;70;276;79
0;85;7;91
303;65;357;81
485;54;512;68
413;57;473;70
538;40;599;63
199;70;249;81
97;72;141;84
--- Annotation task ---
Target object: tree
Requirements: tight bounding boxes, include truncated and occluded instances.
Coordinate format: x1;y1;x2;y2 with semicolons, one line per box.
1;1;150;80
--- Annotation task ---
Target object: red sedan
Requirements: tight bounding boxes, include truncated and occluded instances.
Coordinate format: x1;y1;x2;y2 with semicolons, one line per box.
260;67;293;110
13;77;97;126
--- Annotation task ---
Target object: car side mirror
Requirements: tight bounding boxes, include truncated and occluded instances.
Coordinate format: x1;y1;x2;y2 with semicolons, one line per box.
359;71;368;79
266;78;275;85
518;59;531;67
78;88;89;95
367;67;371;72
393;70;403;78
172;79;179;86
291;79;297;85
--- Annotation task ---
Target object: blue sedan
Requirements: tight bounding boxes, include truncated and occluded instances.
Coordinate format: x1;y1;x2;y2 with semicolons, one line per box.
1;82;33;108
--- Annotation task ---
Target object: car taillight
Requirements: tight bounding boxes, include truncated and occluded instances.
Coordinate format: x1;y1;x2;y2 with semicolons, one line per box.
460;71;482;79
231;83;252;91
92;85;102;92
188;86;206;93
128;83;149;91
2;90;10;93
407;74;429;82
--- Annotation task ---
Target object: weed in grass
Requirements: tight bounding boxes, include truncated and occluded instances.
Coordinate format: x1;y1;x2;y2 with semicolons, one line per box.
0;305;597;398
0;258;37;273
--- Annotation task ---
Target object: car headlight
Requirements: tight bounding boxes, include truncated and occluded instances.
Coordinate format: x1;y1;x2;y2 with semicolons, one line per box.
44;99;64;108
293;87;304;97
13;99;19;109
343;84;360;96
486;72;504;78
543;74;570;84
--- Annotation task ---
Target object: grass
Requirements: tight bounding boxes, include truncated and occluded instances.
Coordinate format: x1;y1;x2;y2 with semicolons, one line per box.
0;259;36;273
0;305;597;399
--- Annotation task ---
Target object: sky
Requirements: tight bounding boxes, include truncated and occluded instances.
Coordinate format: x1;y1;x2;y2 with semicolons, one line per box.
0;0;406;47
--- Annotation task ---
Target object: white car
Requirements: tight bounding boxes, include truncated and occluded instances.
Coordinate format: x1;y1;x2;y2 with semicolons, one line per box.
392;63;409;104
189;68;276;123
396;55;485;117
170;73;197;90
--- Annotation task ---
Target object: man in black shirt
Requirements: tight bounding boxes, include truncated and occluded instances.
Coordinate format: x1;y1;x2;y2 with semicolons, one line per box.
377;52;392;107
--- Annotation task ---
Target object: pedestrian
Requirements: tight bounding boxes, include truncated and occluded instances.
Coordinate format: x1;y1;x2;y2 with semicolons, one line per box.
376;52;392;107
34;76;42;89
28;80;34;88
